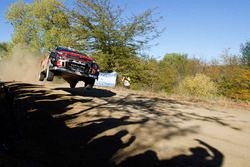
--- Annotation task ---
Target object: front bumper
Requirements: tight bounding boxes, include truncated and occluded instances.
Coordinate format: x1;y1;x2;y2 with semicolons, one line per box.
50;66;98;79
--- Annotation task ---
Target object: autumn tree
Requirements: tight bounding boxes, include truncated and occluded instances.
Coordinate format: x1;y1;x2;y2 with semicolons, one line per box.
203;49;250;101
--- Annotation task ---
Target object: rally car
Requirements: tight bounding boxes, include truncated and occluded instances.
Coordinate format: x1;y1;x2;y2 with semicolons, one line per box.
39;46;99;88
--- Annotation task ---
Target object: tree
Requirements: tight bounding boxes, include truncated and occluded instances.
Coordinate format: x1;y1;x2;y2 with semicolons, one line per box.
6;0;73;51
0;42;9;53
203;48;250;101
0;42;10;59
6;0;162;72
137;58;161;91
71;0;162;71
160;53;189;81
157;53;203;92
240;41;250;66
220;48;241;66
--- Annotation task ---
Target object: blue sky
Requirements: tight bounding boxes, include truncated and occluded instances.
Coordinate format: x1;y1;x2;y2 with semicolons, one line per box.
1;0;250;61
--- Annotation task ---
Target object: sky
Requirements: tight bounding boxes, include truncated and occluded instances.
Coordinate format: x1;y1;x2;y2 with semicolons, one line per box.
1;0;250;61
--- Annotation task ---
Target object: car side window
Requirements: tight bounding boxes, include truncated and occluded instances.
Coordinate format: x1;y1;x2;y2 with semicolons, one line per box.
49;52;57;58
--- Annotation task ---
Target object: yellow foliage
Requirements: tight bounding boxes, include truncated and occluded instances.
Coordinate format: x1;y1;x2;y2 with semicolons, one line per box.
176;74;217;97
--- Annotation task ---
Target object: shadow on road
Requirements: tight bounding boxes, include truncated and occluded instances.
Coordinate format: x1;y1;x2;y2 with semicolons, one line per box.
0;82;224;167
119;139;223;167
53;87;116;98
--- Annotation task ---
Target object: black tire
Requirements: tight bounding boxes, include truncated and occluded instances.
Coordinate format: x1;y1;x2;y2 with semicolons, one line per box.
69;81;77;88
46;68;54;81
84;78;95;89
38;72;45;81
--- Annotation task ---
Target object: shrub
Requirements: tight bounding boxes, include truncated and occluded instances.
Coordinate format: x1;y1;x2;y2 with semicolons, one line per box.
216;67;250;101
176;74;217;97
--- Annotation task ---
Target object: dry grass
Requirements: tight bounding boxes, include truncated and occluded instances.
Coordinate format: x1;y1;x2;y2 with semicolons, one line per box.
114;85;250;111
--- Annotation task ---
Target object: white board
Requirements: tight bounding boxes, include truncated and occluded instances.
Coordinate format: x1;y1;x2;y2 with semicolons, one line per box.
94;72;118;88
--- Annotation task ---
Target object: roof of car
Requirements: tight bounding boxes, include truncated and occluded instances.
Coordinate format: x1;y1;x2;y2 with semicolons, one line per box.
55;46;88;56
55;46;93;61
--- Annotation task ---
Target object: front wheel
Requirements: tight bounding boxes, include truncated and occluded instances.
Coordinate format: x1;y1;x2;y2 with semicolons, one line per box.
69;81;77;88
84;78;95;89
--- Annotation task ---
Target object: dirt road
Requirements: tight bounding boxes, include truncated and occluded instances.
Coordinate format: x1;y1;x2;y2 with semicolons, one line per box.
1;82;250;167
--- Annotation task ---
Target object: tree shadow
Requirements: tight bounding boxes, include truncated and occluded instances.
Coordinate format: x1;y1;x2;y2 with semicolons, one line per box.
106;94;240;131
118;139;224;167
1;83;226;167
82;130;136;167
0;83;143;166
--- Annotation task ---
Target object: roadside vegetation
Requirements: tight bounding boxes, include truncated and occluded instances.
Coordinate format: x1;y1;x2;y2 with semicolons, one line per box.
1;0;249;102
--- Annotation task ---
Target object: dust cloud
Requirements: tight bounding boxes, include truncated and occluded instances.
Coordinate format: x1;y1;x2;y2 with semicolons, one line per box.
0;45;42;82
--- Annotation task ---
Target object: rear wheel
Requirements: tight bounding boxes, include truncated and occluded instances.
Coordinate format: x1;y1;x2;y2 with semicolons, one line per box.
46;68;54;81
38;72;45;81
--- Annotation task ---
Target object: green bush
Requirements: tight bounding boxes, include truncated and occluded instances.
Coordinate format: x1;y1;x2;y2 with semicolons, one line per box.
176;74;217;97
